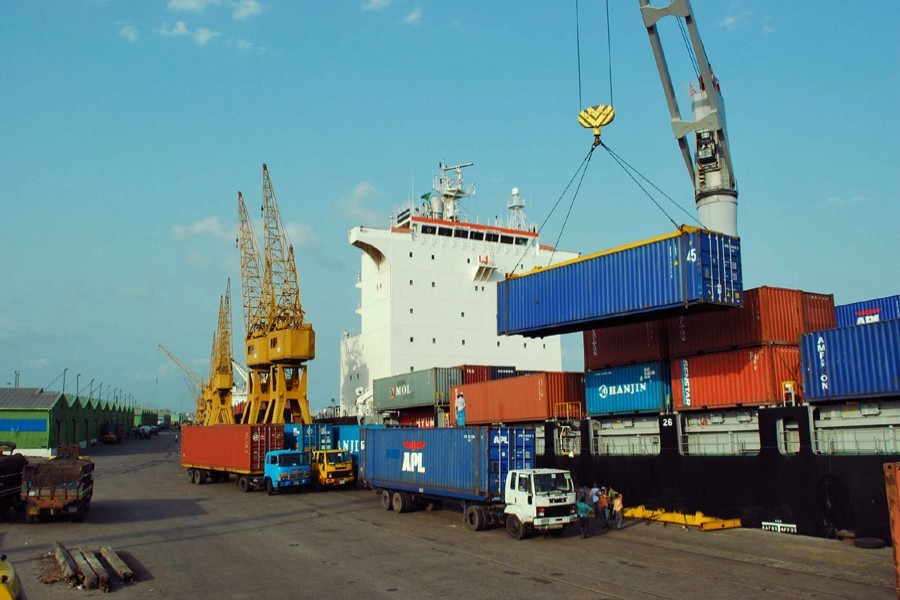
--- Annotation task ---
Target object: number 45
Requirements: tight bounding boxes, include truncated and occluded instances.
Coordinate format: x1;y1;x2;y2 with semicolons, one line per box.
686;248;697;262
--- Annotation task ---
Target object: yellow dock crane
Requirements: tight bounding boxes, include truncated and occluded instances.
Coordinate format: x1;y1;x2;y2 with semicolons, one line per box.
238;164;315;425
202;279;236;425
158;344;205;424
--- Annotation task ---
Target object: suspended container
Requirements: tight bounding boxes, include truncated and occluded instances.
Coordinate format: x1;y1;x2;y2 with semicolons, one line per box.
800;320;900;401
373;368;462;412
448;372;585;426
585;362;671;416
835;294;900;327
497;226;742;337
671;346;801;410
667;287;836;357
583;320;668;370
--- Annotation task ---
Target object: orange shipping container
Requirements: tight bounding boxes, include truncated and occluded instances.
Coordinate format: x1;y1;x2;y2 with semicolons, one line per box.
668;287;835;357
883;463;900;593
583;320;668;370
671;346;801;410
449;372;585;425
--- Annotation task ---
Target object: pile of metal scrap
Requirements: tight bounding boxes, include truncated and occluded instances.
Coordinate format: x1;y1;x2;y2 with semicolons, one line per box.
52;541;133;592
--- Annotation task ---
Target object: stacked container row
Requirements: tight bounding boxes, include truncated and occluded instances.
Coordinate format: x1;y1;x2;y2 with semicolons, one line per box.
585;362;671;415
835;294;900;327
449;372;584;426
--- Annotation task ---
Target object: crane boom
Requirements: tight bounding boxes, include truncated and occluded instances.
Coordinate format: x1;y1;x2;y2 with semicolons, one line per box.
639;0;738;236
203;280;236;425
262;163;306;331
158;343;205;423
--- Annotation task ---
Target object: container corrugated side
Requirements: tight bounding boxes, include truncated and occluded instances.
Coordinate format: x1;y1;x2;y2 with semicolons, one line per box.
883;463;900;592
332;424;384;458
585;362;671;415
497;227;742;337
800;320;900;401
456;365;491;385
835;295;900;327
583;320;668;370
449;372;585;425
181;424;284;472
802;292;836;332
671;346;801;410
373;368;462;411
398;406;436;427
490;366;518;380
359;426;534;502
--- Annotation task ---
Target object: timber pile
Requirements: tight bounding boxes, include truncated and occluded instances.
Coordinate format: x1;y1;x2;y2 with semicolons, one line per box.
50;541;134;592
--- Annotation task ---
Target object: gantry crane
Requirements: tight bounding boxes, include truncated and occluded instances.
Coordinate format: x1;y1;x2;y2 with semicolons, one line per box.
238;165;315;425
158;344;205;423
202;279;236;425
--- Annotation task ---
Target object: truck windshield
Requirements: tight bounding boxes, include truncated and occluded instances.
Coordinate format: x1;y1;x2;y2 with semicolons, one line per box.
278;453;308;467
327;451;351;464
533;473;572;494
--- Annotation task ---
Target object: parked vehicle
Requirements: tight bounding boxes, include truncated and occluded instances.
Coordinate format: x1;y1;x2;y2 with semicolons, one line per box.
310;449;355;489
0;553;24;600
22;446;94;523
100;422;125;444
0;443;27;522
360;426;577;539
181;424;311;494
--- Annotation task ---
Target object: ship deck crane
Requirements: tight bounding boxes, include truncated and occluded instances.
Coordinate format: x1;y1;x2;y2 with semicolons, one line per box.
203;279;236;425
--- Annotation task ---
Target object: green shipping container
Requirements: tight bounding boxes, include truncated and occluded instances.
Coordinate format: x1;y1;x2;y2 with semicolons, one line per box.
373;368;462;412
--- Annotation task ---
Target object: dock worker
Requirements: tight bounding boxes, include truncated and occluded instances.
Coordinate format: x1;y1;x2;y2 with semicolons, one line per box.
455;392;466;426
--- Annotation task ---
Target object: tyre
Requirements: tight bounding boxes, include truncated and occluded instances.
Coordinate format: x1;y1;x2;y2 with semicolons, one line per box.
238;477;251;493
71;511;85;523
25;513;34;524
380;490;393;511
506;515;526;540
392;491;410;513
188;469;196;484
854;537;886;549
425;500;442;512
465;506;487;531
266;478;275;496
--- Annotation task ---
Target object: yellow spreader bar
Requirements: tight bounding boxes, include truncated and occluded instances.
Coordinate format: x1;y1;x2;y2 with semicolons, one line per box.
625;505;742;532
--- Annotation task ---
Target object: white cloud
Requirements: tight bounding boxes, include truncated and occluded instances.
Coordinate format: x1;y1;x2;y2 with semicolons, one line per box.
233;0;262;19
159;20;190;37
194;27;221;44
157;20;222;45
284;222;319;251
236;38;254;51
172;216;236;241
27;358;48;368
117;21;138;42
339;181;385;225
402;8;421;24
720;11;752;30
363;0;394;11
762;24;774;34
168;0;221;12
825;195;869;206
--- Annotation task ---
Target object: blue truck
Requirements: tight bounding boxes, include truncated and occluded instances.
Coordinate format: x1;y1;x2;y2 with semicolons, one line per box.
360;426;577;539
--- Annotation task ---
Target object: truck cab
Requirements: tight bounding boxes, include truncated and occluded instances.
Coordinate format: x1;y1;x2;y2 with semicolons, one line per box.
262;450;311;495
502;468;577;539
100;423;124;444
310;449;355;489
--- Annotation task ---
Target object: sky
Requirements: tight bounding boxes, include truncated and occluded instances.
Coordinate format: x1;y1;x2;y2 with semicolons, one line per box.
1;1;898;415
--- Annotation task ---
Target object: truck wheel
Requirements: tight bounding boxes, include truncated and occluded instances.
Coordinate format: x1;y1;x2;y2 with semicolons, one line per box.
71;511;85;523
391;491;410;513
465;506;487;531
506;515;526;540
266;478;275;496
380;490;393;511
238;477;251;493
25;513;34;524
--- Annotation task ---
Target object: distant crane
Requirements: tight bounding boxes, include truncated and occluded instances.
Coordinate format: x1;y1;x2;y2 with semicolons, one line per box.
202;279;236;425
237;164;315;425
159;344;205;423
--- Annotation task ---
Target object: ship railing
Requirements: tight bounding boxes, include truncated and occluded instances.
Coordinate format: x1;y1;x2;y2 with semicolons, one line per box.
680;433;759;456
812;426;899;455
592;436;660;456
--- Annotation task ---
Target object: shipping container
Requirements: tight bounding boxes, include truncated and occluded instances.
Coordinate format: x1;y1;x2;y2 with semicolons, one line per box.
332;424;384;459
835;294;900;328
456;365;491;385
883;463;900;593
671;346;801;410
181;424;284;473
497;226;742;337
398;406;436;428
449;372;584;426
583;320;668;370
668;287;835;357
360;426;535;502
800;320;900;401
373;368;462;412
491;366;518;380
283;423;332;452
585;362;671;416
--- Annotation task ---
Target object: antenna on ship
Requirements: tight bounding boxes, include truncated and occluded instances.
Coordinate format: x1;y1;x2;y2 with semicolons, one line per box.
507;187;529;232
435;162;475;222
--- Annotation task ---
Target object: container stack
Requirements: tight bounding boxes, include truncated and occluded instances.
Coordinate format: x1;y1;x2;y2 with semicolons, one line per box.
448;372;585;426
834;294;900;327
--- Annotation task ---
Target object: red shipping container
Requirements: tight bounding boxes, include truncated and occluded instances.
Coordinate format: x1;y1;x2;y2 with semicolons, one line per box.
668;287;833;357
397;406;436;428
449;372;585;425
671;346;801;410
583;320;668;370
883;463;900;592
181;424;284;473
454;365;492;385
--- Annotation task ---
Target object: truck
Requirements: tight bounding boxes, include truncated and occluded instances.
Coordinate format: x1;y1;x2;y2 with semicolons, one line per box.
360;426;577;539
0;443;27;522
181;424;311;494
310;449;355;489
100;422;125;444
21;445;94;523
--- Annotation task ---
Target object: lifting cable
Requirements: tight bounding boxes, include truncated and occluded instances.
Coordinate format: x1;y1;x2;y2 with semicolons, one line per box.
575;0;583;110
598;140;700;229
677;17;700;78
605;0;614;106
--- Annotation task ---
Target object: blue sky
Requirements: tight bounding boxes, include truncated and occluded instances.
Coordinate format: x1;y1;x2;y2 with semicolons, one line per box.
1;1;897;414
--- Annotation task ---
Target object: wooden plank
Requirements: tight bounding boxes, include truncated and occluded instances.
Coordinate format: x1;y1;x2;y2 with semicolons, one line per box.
51;541;78;584
80;549;110;592
99;546;133;582
68;548;97;589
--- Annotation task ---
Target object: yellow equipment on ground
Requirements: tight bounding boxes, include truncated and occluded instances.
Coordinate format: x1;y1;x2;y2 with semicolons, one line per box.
625;505;742;531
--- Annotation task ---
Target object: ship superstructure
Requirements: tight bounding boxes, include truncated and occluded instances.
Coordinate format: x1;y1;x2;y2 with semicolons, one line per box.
340;163;579;419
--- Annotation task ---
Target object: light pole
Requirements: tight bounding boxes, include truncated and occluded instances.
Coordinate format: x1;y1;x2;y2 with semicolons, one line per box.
62;368;68;395
89;379;95;399
76;374;81;399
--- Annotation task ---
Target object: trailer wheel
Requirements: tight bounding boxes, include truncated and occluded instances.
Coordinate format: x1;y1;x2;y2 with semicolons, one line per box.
465;506;487;532
392;491;410;513
425;500;442;512
506;515;526;540
238;476;251;493
266;478;275;496
380;490;393;511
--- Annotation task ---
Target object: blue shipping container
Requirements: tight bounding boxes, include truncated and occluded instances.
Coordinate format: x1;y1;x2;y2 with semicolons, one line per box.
360;427;534;503
835;295;900;328
497;226;742;337
284;424;333;451
585;362;671;416
800;320;900;401
332;424;384;459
